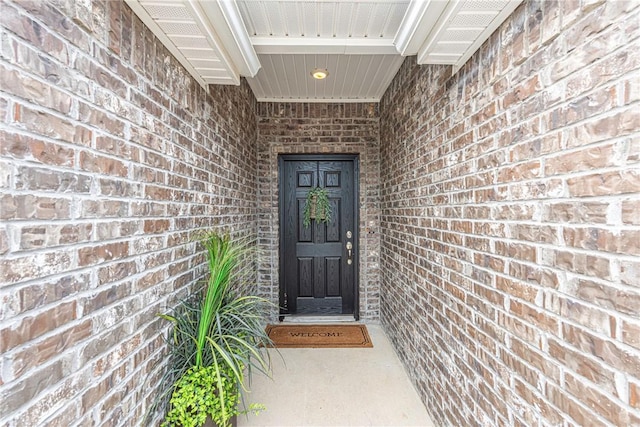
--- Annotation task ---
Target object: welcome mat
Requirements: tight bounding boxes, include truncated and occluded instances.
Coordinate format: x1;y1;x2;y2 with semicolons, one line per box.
265;324;373;348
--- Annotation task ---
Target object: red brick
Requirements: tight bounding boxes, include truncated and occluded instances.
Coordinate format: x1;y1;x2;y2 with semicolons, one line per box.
508;261;559;289
81;199;129;218
81;283;134;315
514;224;558;244
564;372;630;426
15;166;92;193
631;381;640;409
0;131;75;166
15;105;92;145
143;219;170;234
0;3;69;63
11;319;92;378
497;312;541;345
567;107;640;143
619;259;640;287
558;296;614;337
0;250;73;284
144;184;172;200
545;382;607;427
621;319;640;350
0;301;77;352
0;65;72;114
546;143;617;176
0;194;71;220
131;235;165;255
19;223;93;250
508;130;559;161
497;160;542;183
542;200;609;224
16;274;89;314
79;151;128;177
496;276;539;304
495;241;537;263
95;134;141;162
622;198;640;225
513;376;564;425
97;260;137;285
548;249;610;278
77;242;130;267
0;227;9;256
0;1;263;426
565;277;640;317
548;337;618;396
16;0;92;51
563;323;640;378
509;300;558;335
563;227;640;256
0;360;67;416
509;178;564;200
16;386;81;427
511;338;560;380
141;250;172;271
564;86;618;129
77;101;126;138
98;177;143;197
107;0;122;55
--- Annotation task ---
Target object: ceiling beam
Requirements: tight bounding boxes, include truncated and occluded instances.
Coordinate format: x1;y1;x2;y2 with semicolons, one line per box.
216;0;261;77
181;1;240;84
393;0;449;57
194;0;261;78
415;0;466;65
251;37;398;55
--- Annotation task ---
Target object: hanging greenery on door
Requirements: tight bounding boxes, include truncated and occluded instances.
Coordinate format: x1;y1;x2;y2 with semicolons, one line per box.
303;187;332;228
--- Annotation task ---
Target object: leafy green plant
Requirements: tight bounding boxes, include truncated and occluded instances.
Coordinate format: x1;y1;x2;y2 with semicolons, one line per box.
163;365;237;427
162;364;266;427
152;232;274;427
303;186;332;228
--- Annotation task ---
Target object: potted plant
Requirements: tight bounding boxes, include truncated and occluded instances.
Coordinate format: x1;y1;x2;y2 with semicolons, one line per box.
303;186;332;228
152;232;273;427
163;364;240;427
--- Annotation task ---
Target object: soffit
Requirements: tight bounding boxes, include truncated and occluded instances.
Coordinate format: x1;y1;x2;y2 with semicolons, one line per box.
125;0;522;102
249;53;405;102
124;0;259;86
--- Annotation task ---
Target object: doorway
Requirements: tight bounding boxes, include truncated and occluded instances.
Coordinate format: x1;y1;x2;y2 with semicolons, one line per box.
279;154;359;318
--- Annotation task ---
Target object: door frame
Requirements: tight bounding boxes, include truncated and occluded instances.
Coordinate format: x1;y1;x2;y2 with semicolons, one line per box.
278;153;360;320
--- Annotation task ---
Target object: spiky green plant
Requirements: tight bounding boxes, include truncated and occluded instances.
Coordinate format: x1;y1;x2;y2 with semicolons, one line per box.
152;232;273;427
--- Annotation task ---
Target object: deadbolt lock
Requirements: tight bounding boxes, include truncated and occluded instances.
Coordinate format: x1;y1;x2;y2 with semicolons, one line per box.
346;230;352;239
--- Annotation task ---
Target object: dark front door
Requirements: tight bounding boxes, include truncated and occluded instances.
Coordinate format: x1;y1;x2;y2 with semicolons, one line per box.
279;154;358;317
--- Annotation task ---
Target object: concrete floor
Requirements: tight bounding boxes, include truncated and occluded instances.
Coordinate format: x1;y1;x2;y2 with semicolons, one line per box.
237;323;435;427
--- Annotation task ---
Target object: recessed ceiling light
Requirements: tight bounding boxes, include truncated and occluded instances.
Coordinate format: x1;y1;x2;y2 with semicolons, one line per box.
311;68;329;80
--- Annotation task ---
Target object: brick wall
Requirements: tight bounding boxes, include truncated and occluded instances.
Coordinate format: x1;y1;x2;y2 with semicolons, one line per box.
256;102;381;320
380;1;640;426
3;0;639;424
0;1;258;425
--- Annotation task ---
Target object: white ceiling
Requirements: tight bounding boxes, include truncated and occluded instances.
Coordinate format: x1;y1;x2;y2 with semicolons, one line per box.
125;0;522;102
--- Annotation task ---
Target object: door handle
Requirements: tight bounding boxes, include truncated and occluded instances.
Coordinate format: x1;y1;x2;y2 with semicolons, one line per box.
346;242;353;258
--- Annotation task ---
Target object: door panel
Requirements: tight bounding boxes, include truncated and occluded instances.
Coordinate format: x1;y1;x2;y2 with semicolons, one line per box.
280;155;357;316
